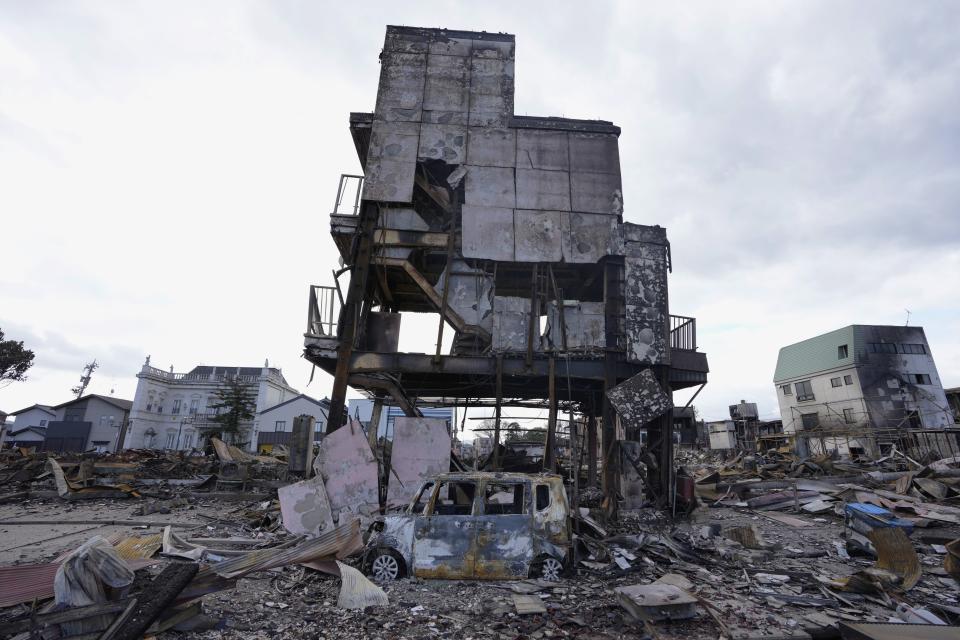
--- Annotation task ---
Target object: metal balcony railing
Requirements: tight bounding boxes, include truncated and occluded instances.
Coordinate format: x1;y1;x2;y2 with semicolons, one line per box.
332;174;364;216
307;285;340;337
669;315;697;351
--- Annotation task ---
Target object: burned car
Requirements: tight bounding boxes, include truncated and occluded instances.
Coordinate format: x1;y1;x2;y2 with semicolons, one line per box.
364;472;572;581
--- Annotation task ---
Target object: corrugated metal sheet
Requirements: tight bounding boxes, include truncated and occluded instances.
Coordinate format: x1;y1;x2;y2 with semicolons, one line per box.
107;532;163;560
0;559;155;608
208;518;362;579
0;562;60;607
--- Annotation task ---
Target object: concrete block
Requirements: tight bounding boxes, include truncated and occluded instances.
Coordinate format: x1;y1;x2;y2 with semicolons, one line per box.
493;296;530;352
465;166;516;208
516;130;569;171
421;110;468;125
462;204;515;261
569;132;621;175
471;38;515;60
429;36;473;57
375;52;427;122
570;171;623;215
363;158;416;203
467;127;516;167
515;209;563;262
424;54;470;112
564;212;621;263
516;168;571;210
418;123;466;163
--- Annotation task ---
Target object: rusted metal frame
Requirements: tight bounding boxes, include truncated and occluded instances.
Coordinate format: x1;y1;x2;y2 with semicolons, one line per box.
545;356;558;472
601;258;623;512
587;411;598;487
372;228;449;248
493;354;504;471
434;215;458;364
526;264;539;368
327;201;380;433
547;264;568;352
368;393;385;448
656;366;674;508
348;374;421;417
374;257;490;341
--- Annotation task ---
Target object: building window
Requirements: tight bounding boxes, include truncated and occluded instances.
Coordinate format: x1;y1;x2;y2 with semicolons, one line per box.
165;432;176;448
40;419;47;426
868;342;898;354
794;380;815;402
830;377;842;388
172;399;181;415
901;344;926;355
843;408;855;424
838;344;848;359
801;413;820;429
910;373;932;385
156;406;163;414
146;403;152;412
189;399;200;415
844;375;853;385
183;433;193;449
275;420;286;431
781;384;792;396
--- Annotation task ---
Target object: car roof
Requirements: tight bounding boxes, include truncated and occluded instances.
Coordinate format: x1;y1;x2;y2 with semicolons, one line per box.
428;471;563;484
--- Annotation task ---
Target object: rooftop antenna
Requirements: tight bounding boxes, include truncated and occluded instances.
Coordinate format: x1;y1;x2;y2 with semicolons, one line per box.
905;309;912;326
71;359;99;398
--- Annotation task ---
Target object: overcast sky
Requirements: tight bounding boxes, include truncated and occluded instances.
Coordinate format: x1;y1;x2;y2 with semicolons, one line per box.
2;1;958;431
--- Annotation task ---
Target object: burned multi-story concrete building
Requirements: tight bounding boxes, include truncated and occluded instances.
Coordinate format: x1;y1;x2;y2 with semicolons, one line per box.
304;26;708;502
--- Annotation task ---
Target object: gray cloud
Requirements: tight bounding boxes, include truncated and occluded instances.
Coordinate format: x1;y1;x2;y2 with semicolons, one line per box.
1;1;957;422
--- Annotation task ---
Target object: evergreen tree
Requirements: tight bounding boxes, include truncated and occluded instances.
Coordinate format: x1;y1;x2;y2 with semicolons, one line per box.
209;375;256;441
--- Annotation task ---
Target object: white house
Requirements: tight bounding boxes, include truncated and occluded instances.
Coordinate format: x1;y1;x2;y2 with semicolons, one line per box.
1;404;56;449
255;394;330;451
9;404;56;431
128;358;301;452
774;325;954;457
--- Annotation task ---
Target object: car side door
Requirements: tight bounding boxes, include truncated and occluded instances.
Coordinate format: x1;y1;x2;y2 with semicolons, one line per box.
473;479;534;579
412;479;478;579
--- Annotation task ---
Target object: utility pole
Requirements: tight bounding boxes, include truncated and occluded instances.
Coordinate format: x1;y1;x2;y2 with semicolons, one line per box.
71;360;99;398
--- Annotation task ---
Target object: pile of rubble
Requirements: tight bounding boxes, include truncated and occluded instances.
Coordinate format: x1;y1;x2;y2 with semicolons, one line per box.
1;439;959;638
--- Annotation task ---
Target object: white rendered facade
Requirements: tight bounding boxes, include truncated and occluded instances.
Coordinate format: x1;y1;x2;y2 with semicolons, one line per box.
128;359;300;452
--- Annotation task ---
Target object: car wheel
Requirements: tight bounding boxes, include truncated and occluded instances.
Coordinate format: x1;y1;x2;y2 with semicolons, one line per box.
531;555;564;581
370;548;404;581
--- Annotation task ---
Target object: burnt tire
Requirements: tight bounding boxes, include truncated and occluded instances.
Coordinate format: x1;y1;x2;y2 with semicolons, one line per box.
530;555;565;582
369;548;405;581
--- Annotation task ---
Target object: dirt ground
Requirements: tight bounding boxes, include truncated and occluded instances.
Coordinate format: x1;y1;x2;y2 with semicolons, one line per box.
2;496;959;639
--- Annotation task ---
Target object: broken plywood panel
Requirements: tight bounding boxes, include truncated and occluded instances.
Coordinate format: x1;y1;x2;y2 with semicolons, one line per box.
387;418;452;507
279;474;335;537
313;419;379;522
606;370;673;429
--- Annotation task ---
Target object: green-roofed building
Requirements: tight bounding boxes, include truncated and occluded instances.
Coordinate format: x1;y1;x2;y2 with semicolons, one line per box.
773;325;954;457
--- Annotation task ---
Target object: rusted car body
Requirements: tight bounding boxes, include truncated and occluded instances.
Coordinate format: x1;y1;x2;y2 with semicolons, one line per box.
365;472;572;581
